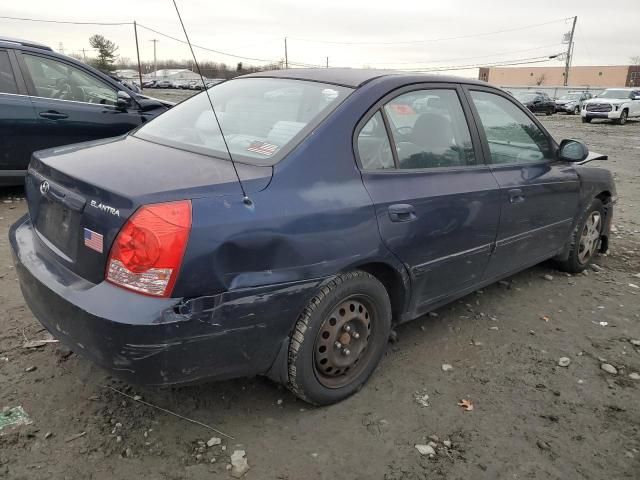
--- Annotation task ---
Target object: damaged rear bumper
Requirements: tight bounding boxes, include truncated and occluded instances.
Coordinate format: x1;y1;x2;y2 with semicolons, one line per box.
9;216;322;385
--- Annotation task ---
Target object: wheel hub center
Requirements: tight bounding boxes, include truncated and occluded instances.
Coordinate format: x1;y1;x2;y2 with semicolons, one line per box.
314;299;372;380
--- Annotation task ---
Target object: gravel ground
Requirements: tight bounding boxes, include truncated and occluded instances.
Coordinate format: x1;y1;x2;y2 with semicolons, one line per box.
0;112;639;480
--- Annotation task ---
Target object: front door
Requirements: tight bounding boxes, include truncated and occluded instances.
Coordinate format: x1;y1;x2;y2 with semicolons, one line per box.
17;52;143;152
465;87;580;279
356;86;501;313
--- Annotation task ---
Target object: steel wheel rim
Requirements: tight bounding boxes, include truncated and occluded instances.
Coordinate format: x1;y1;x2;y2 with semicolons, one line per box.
578;211;601;264
313;295;375;389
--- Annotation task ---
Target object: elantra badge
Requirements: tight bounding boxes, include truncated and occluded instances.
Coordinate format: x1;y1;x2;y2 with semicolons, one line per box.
89;200;120;217
39;181;50;195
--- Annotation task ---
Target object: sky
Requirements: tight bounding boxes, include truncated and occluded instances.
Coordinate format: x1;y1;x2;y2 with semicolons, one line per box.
2;0;639;77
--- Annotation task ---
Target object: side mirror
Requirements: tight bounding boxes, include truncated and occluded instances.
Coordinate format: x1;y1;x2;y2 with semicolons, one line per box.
558;139;589;162
116;90;132;109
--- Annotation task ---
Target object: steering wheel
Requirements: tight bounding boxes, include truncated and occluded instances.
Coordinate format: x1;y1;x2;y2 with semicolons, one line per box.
395;126;413;137
53;82;73;100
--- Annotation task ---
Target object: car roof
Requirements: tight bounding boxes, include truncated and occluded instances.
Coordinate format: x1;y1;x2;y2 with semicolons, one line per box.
0;36;52;51
241;68;489;88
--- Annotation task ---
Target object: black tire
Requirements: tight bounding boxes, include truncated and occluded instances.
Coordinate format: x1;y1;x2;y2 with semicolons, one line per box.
615;109;628;125
582;116;592;123
287;270;392;405
546;108;553;116
555;198;605;273
573;105;581;115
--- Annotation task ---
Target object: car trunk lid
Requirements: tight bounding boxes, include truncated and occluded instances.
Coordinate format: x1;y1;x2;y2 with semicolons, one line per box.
25;135;272;284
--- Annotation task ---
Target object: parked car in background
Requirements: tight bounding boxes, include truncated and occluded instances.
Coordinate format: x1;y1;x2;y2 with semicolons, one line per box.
0;37;173;185
513;91;555;115
555;91;593;115
142;79;157;88
582;88;640;125
152;79;173;89
11;69;615;405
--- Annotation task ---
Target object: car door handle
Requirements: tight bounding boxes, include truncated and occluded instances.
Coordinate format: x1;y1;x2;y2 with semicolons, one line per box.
388;204;417;222
39;110;68;120
508;188;525;204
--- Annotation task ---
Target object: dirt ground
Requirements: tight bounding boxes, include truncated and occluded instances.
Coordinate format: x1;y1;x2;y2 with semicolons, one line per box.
1;105;639;479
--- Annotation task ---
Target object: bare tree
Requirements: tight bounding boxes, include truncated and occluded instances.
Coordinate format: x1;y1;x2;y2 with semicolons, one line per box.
630;56;640;65
535;73;546;86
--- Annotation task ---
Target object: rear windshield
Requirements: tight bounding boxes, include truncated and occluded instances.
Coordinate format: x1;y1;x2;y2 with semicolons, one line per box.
135;78;352;165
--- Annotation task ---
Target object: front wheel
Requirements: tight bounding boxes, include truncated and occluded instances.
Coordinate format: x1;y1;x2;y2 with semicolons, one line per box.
573;105;581;115
555;198;605;273
615;110;628;125
582;116;592;123
287;271;392;405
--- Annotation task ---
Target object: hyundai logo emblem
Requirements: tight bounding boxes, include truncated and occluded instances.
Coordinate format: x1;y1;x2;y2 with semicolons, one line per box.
40;181;50;195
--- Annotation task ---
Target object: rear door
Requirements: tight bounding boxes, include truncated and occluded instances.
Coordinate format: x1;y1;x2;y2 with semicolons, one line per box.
0;48;38;176
465;87;580;279
356;84;501;314
16;51;144;151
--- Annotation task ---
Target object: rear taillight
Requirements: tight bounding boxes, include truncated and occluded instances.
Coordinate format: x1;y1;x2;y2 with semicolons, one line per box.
106;200;191;297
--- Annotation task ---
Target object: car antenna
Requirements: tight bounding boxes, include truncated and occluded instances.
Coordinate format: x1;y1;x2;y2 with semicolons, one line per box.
171;0;253;207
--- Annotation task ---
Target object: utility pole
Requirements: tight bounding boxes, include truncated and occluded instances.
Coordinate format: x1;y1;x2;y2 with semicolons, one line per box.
284;37;288;69
81;48;88;61
149;39;159;76
58;42;65;54
326;56;329;68
134;21;144;89
563;16;577;86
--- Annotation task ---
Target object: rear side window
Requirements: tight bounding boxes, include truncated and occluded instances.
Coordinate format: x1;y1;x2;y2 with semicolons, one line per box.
0;51;18;94
22;54;116;105
357;111;394;170
384;89;476;169
470;91;551;164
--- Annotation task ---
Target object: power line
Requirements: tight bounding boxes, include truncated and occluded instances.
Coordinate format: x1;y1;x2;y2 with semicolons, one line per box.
0;14;131;25
401;55;561;73
136;23;320;67
289;17;572;45
360;43;563;66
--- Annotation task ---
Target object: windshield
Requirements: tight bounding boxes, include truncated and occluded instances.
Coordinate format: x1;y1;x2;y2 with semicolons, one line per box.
135;78;352;165
598;89;631;99
515;92;539;102
559;93;582;100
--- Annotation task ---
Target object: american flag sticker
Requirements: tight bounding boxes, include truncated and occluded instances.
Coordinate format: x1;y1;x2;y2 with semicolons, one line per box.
246;141;279;156
84;228;104;253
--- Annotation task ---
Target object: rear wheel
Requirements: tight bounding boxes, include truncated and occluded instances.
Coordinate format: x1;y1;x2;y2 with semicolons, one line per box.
287;271;391;405
555;198;605;273
582;116;592;123
573;105;581;115
546;107;553;116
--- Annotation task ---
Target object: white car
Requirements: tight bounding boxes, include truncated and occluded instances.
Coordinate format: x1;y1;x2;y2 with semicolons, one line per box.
582;88;640;125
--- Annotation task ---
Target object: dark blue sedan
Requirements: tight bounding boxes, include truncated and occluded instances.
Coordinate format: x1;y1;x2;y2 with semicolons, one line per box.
10;68;616;405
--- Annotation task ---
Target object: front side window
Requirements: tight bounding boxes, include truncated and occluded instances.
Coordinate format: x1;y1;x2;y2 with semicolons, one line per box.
135;78;352;166
470;91;551;165
22;54;116;105
0;51;18;94
383;89;476;169
357;111;394;170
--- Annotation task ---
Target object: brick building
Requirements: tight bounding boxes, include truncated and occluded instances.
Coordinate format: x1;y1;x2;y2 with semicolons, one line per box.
478;65;640;88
